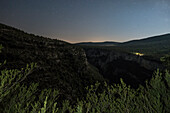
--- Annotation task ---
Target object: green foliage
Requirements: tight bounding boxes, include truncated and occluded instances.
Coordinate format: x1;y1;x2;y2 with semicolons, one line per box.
0;61;59;113
60;100;74;113
0;61;38;112
0;46;59;113
76;105;83;113
70;70;170;113
4;83;38;113
31;89;59;113
0;62;36;102
161;55;170;70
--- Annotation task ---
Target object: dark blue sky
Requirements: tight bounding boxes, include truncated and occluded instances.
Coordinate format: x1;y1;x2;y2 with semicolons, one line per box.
0;0;170;43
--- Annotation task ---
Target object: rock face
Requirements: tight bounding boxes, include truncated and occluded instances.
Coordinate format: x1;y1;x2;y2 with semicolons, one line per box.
84;48;163;88
0;23;103;102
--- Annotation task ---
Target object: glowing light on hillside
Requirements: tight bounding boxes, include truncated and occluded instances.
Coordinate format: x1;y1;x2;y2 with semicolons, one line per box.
133;52;144;56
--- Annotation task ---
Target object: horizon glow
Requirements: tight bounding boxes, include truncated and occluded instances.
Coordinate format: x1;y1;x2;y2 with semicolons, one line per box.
0;0;170;43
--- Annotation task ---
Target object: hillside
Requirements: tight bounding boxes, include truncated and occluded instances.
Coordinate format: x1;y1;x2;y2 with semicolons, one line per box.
77;34;170;59
120;34;170;58
122;33;170;45
0;23;104;103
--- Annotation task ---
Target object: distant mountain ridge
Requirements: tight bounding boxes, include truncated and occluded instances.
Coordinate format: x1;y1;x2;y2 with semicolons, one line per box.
76;41;121;46
77;33;170;58
76;33;170;46
122;33;170;45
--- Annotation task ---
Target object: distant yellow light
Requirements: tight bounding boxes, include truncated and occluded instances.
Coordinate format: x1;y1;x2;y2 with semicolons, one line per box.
134;52;144;56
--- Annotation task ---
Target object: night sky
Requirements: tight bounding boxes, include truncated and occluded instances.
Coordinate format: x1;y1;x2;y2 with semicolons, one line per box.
0;0;170;43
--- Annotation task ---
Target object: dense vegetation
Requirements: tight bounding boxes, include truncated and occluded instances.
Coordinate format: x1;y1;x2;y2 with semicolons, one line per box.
0;23;170;112
0;45;170;112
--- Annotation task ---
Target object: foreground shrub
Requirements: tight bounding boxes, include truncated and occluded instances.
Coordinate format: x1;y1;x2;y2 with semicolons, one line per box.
72;70;170;113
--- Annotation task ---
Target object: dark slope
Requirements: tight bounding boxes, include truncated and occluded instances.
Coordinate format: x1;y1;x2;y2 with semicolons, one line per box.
119;34;170;59
122;33;170;45
0;23;104;102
